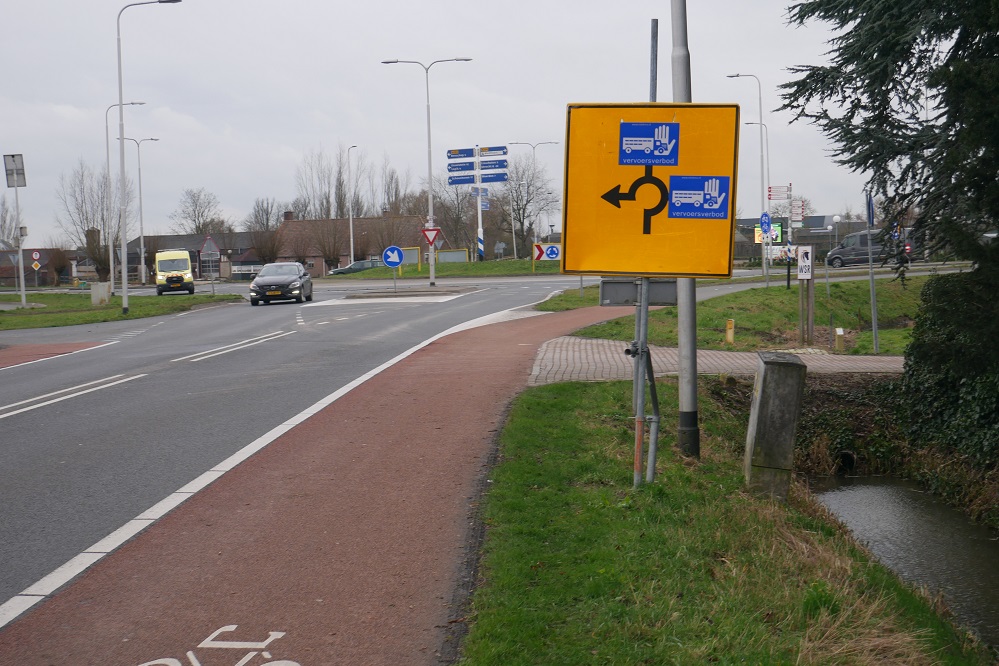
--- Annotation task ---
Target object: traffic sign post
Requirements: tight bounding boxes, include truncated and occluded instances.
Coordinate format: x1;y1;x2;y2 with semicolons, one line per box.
796;245;815;345
562;103;740;277
382;245;403;290
448;145;509;260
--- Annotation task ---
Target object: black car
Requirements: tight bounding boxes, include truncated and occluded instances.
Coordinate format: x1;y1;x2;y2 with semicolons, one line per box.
249;262;313;305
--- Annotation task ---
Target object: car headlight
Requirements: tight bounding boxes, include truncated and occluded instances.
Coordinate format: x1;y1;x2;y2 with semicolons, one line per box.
250;283;260;292
290;280;301;289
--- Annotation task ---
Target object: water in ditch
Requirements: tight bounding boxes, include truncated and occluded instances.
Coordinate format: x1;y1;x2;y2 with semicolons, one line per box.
812;475;999;650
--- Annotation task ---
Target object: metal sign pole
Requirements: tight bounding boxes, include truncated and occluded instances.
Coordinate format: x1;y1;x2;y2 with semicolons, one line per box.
866;193;880;352
672;1;700;459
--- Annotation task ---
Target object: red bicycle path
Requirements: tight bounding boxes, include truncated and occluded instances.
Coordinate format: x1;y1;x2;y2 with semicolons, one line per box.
0;306;633;666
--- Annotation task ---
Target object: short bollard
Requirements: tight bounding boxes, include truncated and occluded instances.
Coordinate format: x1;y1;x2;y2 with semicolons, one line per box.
834;327;845;352
744;352;807;501
725;318;735;344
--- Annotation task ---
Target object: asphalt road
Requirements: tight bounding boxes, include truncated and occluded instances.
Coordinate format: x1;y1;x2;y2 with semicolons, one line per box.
0;276;598;612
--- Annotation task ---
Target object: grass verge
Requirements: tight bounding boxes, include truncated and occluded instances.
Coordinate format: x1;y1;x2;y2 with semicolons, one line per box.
0;292;244;330
539;277;927;356
458;378;992;664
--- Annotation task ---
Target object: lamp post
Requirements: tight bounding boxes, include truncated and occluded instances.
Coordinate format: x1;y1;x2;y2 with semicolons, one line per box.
122;137;157;284
381;57;471;286
116;0;181;314
106;100;144;293
727;73;767;283
347;144;357;267
510;141;559;255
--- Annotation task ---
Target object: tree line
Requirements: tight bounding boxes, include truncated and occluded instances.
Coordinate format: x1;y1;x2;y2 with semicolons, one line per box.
42;144;560;279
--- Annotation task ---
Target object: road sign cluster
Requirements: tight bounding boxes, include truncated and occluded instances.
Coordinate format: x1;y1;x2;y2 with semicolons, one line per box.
447;146;509;187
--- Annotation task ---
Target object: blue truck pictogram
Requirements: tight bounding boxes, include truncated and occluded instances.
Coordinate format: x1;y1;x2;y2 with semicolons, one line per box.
668;175;731;219
618;122;679;166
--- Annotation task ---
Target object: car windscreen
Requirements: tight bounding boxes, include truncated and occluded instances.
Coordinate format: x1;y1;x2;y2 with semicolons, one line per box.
158;259;189;271
258;265;298;277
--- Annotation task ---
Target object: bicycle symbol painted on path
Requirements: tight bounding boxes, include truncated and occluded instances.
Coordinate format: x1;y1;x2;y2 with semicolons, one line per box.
137;624;300;666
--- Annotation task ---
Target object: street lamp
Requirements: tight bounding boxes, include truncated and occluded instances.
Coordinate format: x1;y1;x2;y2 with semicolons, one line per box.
347;144;357;266
122;137;158;284
727;73;767;282
106;100;144;293
510;142;559;256
116;0;181;314
381;57;472;286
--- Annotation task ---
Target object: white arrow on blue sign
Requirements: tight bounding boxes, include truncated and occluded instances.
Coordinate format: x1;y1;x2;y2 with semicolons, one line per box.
448;174;476;186
480;172;509;183
382;245;404;268
479;159;508;170
447;148;475;159
447;161;475;172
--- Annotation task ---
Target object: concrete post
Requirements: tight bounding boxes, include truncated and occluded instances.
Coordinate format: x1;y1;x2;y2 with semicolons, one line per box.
744;352;807;501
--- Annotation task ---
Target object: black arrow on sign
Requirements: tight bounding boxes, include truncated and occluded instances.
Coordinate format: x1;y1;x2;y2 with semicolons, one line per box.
601;165;670;234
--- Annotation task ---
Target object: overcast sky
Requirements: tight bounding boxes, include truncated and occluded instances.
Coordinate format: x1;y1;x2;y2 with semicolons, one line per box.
1;0;866;246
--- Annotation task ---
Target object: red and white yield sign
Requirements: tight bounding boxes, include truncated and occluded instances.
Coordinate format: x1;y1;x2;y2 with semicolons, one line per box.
422;227;441;246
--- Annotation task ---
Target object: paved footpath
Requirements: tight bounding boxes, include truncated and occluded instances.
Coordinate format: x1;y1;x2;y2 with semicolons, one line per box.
0;307;901;665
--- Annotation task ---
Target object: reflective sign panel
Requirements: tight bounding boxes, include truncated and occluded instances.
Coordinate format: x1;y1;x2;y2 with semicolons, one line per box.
562;103;740;277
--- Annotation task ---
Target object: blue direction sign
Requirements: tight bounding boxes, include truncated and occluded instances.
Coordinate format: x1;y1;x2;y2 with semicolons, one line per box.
478;145;507;156
382;245;404;268
471;187;488;197
447;161;475;172
479;159;508;170
760;212;772;234
480;172;509;183
447;148;475;159
448;174;475;186
480;200;490;211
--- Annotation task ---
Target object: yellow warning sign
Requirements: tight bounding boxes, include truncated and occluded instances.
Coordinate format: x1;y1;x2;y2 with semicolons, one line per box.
561;103;740;277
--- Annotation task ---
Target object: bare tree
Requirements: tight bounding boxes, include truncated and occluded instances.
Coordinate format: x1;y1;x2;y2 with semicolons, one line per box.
243;197;280;232
296;147;337;220
46;243;70;286
769;197;817;219
170;188;228;235
55;158;133;280
1;195;22;248
436;180;474;253
310;219;344;271
501;155;559;256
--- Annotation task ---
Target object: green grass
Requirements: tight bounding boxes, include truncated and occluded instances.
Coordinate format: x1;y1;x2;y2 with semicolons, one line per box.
538;277;926;356
0;292;244;330
459;379;991;664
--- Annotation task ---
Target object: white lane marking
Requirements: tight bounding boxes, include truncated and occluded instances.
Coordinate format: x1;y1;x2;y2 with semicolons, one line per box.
0;340;119;372
0;294;561;630
170;331;293;363
0;375;148;421
0;375;126;412
303;294;465;306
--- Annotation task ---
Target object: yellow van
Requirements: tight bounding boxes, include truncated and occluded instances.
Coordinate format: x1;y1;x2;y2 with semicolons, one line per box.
155;249;195;295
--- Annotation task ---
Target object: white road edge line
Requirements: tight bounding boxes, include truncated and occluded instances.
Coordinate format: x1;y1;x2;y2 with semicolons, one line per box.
0;295;559;630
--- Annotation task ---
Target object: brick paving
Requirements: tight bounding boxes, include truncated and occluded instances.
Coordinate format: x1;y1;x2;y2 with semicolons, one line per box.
530;335;903;385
